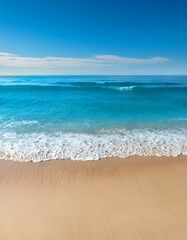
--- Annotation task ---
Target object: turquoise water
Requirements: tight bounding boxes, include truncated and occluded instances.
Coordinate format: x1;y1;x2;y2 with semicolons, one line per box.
0;75;187;161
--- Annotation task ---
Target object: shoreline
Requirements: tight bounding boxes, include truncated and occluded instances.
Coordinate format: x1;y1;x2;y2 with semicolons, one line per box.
0;153;187;163
1;155;187;240
1;128;187;162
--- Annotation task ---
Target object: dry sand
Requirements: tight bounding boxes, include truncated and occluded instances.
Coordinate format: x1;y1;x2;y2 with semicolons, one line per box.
0;156;187;240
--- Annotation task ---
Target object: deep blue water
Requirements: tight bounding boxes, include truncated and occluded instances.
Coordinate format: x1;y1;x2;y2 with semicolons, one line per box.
0;75;187;161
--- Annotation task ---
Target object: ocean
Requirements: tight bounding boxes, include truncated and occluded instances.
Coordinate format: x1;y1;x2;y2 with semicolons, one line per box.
0;75;187;162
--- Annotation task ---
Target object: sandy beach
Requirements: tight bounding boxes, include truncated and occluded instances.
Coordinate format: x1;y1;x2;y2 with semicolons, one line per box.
0;156;187;240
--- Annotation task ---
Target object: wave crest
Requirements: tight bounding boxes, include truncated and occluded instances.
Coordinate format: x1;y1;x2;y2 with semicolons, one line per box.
117;86;136;91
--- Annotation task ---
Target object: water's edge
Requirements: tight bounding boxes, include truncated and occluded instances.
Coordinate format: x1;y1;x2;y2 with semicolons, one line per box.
1;129;187;162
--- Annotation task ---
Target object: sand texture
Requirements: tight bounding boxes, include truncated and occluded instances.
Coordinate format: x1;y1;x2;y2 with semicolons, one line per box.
0;156;187;240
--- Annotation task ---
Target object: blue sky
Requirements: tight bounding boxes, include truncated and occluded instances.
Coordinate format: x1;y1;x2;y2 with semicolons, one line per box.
0;0;186;75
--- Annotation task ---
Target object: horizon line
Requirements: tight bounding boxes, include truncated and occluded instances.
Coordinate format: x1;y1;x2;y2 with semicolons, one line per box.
0;74;187;77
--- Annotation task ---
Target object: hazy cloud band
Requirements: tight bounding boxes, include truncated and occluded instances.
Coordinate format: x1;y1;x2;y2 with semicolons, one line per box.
0;52;170;69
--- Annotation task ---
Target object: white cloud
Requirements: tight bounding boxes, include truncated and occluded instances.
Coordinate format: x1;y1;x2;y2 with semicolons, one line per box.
94;55;169;64
0;52;17;57
0;52;170;69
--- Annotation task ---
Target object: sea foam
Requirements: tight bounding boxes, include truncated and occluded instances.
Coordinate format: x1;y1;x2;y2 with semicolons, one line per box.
118;86;136;91
0;129;186;162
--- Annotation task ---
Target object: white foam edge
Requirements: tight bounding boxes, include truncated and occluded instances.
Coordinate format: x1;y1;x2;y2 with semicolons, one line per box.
0;129;187;162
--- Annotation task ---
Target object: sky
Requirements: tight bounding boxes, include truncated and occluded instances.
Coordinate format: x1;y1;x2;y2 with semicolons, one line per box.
0;0;187;75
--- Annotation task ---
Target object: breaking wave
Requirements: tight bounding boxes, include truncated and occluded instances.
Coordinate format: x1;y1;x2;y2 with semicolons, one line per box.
117;86;136;91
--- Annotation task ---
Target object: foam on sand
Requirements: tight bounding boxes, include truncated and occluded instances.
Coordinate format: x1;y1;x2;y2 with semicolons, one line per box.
0;128;186;162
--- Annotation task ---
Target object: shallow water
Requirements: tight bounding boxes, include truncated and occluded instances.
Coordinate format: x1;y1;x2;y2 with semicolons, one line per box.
0;75;187;161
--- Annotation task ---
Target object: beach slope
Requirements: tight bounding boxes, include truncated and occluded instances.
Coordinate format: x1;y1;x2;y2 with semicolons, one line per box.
0;156;187;240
